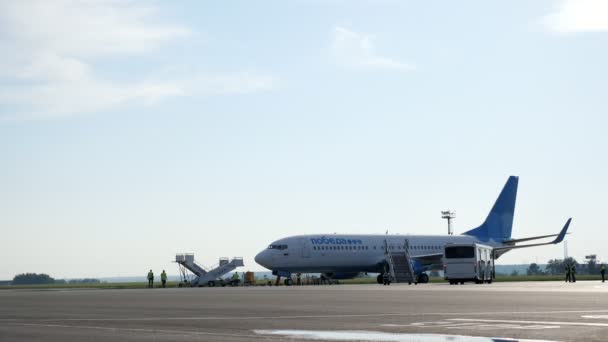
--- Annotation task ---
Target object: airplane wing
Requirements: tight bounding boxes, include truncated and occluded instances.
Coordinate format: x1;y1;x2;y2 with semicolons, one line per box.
503;233;561;244
413;253;444;264
406;218;570;268
493;218;571;253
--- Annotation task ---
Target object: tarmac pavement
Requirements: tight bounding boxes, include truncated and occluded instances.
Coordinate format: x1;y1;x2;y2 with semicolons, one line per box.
1;281;608;341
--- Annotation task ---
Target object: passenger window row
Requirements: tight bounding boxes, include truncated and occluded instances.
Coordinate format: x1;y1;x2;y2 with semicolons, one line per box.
311;244;443;252
411;245;441;250
387;245;441;250
313;245;369;251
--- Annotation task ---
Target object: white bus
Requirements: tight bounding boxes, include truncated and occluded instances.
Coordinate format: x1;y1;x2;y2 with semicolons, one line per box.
443;243;494;285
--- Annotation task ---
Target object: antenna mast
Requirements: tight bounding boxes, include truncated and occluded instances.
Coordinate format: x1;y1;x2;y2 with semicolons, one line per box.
441;210;456;235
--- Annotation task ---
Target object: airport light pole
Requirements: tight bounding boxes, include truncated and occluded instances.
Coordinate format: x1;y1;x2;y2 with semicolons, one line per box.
441;210;456;235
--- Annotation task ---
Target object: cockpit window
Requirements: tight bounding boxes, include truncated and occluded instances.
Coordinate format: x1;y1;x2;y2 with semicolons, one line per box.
268;244;288;250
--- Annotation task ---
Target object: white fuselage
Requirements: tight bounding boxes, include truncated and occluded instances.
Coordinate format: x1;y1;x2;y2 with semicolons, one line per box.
255;233;501;274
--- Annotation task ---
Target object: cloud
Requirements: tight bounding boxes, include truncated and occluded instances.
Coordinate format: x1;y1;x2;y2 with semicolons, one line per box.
188;72;278;96
543;0;608;33
0;1;276;120
0;71;278;120
0;79;185;120
0;1;191;57
330;27;414;71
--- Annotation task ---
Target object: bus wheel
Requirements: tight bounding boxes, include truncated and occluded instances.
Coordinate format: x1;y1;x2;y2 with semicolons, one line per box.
418;273;429;284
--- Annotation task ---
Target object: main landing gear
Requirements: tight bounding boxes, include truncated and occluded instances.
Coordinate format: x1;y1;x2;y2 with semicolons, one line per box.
417;273;429;284
273;275;294;286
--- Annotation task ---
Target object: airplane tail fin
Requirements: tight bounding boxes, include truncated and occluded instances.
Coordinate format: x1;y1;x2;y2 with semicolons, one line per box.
463;176;518;241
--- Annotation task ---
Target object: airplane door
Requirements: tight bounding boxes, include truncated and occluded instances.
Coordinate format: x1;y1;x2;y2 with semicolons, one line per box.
301;238;311;258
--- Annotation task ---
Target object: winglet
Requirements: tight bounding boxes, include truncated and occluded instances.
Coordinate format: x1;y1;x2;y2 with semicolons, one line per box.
552;218;571;244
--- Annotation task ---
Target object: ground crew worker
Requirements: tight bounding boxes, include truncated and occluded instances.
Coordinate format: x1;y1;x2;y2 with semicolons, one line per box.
382;270;390;286
570;263;576;283
160;270;167;288
147;269;154;288
601;263;606;283
565;264;571;283
296;273;302;286
232;272;239;286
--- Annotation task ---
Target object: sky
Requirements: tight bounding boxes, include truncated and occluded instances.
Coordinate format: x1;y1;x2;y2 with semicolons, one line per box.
1;0;608;279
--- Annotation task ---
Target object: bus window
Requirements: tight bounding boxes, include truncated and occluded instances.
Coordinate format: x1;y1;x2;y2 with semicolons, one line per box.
445;246;475;258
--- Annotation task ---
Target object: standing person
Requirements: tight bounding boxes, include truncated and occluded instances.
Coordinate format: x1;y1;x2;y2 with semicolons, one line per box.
570;263;576;283
601;263;606;283
160;270;167;288
565;263;571;283
232;272;239;286
147;269;154;288
382;270;390;286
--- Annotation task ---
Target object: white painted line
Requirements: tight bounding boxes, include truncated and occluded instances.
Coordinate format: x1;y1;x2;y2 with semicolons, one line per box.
451;324;520;330
427;323;481;328
0;322;280;340
582;315;608;319
383;321;559;330
383;322;479;328
449;318;608;327
3;309;608;322
516;325;561;330
448;324;559;331
384;321;560;330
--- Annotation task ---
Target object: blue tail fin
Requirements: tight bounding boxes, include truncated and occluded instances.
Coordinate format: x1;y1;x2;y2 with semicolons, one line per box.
463;176;518;241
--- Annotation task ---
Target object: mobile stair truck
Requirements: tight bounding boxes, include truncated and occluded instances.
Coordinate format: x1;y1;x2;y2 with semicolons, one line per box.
385;239;420;285
175;254;244;287
443;243;494;285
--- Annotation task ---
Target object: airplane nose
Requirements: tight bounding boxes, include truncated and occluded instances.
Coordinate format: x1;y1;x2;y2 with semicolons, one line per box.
255;250;270;268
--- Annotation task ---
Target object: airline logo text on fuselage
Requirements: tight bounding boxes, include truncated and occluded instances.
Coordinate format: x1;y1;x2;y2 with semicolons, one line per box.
310;237;363;245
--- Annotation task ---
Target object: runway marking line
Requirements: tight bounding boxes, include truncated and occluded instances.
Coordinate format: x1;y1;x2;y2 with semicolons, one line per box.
448;324;560;331
581;315;608;319
383;321;559;330
384;322;480;328
3;309;608;322
449;318;608;328
0;322;286;340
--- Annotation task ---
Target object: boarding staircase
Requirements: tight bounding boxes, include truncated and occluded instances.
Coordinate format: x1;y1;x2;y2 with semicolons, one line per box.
175;254;244;287
385;239;417;284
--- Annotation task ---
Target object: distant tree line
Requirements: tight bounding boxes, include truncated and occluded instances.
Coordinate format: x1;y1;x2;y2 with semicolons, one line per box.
524;257;603;276
68;278;101;284
11;273;101;285
12;273;55;285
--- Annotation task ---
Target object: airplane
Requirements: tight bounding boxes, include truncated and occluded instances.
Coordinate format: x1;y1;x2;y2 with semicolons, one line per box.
254;176;572;285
